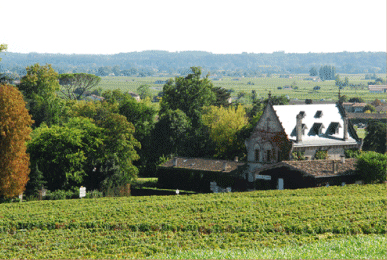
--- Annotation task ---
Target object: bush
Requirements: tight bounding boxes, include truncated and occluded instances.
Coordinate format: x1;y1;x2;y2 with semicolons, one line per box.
345;149;362;158
356;151;387;184
315;150;328;160
292;151;305;161
44;190;78;200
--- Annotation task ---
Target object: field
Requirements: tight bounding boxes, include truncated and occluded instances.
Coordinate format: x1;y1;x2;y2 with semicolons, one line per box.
96;74;387;102
0;184;385;259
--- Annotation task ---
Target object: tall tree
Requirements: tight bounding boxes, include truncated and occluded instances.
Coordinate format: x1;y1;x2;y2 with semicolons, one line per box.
309;67;318;76
160;67;216;125
59;73;101;100
202;105;248;158
0;83;34;198
362;120;386;154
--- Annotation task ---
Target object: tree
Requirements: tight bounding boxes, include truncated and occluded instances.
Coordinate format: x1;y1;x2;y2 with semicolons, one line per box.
18;64;63;128
202;105;248;158
356;151;387;184
27;118;104;191
362;120;386;154
309;67;318;76
69;101;140;189
305;99;313;104
348;97;365;103
0;44;6;62
160;67;216;125
18;64;60;99
59;73;101;100
212;87;232;107
363;104;376;113
339;95;348;103
137;85;152;100
0;83;34;198
112;65;121;76
319;65;336;81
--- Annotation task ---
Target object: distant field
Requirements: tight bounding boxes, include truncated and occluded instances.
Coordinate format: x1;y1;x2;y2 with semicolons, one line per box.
0;184;385;259
96;74;386;102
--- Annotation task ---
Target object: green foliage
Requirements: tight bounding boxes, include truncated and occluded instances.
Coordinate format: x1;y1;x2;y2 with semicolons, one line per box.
363;120;386;154
212;86;231;107
363;104;376;113
137;84;152;100
160;67;216;125
292;151;305;161
0;184;385;258
348;97;365;103
59;73;101;100
25;163;46;197
356;151;387;183
202;105;248;159
27;118;103;191
315;150;328;160
344;149;362;158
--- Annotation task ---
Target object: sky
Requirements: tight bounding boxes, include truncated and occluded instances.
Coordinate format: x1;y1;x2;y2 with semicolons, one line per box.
1;0;386;55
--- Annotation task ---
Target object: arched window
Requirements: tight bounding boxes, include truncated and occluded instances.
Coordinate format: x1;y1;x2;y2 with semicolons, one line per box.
255;149;260;162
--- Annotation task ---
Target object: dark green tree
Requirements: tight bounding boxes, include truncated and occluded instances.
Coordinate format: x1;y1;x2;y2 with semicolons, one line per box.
356;151;387;184
25;163;47;197
137;84;152;100
160;67;216;126
362;120;386;154
212;86;231;107
348;97;365;103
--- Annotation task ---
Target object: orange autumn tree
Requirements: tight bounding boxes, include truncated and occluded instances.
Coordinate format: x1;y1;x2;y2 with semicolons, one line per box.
0;83;34;198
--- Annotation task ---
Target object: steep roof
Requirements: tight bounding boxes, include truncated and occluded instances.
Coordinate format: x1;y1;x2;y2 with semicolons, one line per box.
255;158;356;178
159;157;245;173
272;104;360;148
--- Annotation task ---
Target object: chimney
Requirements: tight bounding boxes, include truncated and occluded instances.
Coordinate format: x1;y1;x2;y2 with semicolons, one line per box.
234;156;238;162
173;157;178;167
340;155;345;164
222;162;228;171
343;116;349;141
296;113;303;143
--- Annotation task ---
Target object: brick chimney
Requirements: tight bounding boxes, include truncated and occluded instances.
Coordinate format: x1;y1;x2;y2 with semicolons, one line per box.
296;113;303;143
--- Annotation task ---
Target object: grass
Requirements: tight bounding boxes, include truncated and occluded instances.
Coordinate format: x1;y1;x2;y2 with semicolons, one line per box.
148;235;386;259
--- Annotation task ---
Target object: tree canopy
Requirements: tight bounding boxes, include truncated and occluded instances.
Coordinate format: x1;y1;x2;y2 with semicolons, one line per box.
160;67;216;125
59;73;101;100
362;120;386;154
356;151;387;184
0;83;34;198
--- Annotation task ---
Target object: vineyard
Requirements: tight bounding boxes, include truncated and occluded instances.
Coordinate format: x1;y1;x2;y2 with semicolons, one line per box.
0;184;385;259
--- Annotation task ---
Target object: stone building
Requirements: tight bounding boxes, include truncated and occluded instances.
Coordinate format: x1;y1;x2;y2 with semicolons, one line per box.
245;95;363;182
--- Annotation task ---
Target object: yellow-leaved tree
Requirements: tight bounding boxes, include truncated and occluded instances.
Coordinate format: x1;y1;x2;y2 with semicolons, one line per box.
0;83;34;198
202;104;248;159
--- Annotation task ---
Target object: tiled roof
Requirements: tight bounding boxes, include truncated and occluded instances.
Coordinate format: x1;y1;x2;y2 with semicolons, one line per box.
159;157;245;172
255;158;357;178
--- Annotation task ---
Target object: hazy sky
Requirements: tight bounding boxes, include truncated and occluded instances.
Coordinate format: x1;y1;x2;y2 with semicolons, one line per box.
1;0;386;54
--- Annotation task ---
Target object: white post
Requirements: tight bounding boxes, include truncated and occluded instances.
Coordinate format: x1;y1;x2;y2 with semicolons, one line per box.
277;178;284;190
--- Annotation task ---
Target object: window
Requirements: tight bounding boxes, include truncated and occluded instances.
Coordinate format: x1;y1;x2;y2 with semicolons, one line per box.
255;149;260;162
267;150;271;162
315;110;323;118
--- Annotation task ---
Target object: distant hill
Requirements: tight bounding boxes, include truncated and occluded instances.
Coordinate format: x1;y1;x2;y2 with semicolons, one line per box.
0;51;385;76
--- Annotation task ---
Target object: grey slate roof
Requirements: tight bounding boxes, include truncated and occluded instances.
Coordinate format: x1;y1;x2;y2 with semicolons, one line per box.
159;157;245;173
272;104;360;147
255;158;357;178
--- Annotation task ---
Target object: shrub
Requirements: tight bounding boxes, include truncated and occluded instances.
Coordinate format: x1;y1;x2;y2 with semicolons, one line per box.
315;150;328;160
356;151;387;184
292;151;305;161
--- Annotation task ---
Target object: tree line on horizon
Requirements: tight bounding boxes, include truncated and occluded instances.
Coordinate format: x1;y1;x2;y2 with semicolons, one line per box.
0;51;385;78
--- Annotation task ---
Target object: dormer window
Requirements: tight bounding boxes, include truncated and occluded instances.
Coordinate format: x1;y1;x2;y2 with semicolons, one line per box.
311;123;325;135
327;122;342;135
315;110;323;118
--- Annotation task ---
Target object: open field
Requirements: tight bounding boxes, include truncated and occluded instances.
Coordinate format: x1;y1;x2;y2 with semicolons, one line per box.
96;74;387;102
0;184;385;259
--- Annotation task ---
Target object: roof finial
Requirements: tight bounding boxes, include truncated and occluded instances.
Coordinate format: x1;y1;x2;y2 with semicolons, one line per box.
268;91;272;101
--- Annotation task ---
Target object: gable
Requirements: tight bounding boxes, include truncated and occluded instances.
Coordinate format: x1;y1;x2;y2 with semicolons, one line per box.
254;103;285;133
